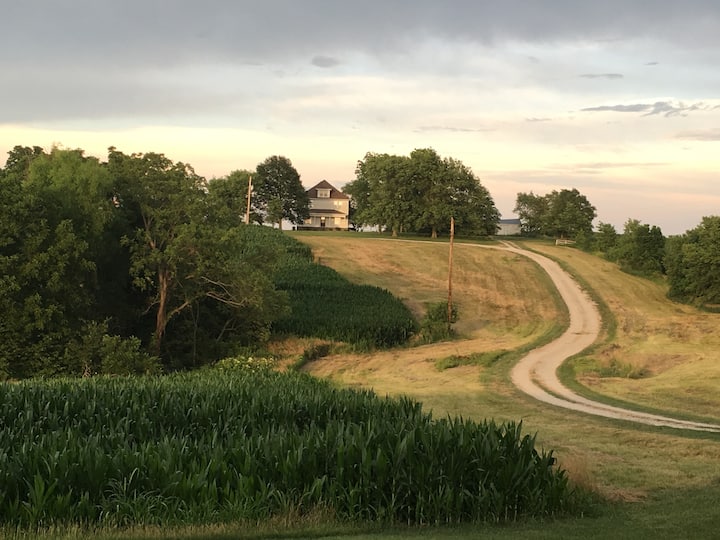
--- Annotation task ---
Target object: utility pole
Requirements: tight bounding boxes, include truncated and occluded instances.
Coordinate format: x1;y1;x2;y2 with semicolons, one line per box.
447;216;455;330
244;175;253;225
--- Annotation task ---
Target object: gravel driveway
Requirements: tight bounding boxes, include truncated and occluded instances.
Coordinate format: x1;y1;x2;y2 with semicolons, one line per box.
505;243;720;433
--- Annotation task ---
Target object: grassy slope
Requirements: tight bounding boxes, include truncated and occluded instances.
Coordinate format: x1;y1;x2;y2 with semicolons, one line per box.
289;233;720;537
16;233;720;539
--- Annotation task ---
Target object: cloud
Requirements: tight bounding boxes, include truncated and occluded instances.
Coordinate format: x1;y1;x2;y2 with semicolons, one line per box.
579;73;624;79
582;103;653;113
581;101;711;117
525;117;552;122
3;1;720;72
311;55;341;68
415;125;495;133
676;128;720;141
645;61;659;66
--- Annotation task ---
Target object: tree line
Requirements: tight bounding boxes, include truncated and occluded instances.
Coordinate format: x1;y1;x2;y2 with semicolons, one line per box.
569;216;720;310
0;146;313;378
512;187;718;308
2;143;717;379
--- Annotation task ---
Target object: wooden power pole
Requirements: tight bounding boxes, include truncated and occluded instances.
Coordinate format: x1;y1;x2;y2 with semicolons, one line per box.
447;216;455;330
244;175;253;225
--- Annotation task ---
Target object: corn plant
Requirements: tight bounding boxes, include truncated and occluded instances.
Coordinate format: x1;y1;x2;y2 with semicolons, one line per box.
273;258;418;347
0;370;574;527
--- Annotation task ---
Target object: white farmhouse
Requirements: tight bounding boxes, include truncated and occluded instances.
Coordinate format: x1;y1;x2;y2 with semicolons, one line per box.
302;180;350;230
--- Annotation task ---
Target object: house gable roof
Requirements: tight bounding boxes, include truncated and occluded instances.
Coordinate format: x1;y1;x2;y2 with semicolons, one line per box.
306;180;349;200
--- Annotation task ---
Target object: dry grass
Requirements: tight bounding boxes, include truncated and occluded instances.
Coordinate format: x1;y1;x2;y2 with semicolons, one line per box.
297;235;561;341
285;234;720;499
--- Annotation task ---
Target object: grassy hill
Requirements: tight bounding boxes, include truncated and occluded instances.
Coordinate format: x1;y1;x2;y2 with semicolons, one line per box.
10;233;720;539
288;233;720;538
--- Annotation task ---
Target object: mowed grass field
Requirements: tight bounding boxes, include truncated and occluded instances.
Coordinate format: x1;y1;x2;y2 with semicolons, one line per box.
290;233;720;534
291;233;566;418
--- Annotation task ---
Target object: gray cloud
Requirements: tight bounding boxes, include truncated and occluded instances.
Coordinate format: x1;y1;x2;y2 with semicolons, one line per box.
311;55;341;68
525;117;552;122
415;125;495;133
568;161;667;170
582;104;652;113
2;1;720;125
582;101;711;117
3;1;720;69
676;129;720;141
580;73;624;79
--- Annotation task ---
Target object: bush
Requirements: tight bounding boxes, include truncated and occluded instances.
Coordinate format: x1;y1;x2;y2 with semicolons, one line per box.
418;301;458;343
63;321;160;376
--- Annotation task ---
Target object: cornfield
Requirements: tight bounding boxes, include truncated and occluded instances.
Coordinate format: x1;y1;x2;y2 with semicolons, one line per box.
0;369;572;527
273;259;418;347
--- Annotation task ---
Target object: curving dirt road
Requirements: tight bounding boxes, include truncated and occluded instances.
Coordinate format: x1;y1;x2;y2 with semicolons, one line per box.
505;243;720;433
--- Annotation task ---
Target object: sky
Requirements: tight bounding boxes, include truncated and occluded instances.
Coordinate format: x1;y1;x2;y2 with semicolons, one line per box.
2;1;719;235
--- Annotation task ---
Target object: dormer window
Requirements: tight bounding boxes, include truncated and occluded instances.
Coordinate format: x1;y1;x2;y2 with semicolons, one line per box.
317;188;331;198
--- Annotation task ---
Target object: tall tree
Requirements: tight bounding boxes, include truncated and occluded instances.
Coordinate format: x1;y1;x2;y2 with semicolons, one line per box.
412;149;499;237
543;189;596;238
253;156;309;230
352;152;417;236
352;149;498;237
666;216;720;307
514;188;596;238
207;169;254;226
109;148;289;361
0;147;113;377
595;222;619;255
613;219;665;275
108;148;205;355
514;192;548;236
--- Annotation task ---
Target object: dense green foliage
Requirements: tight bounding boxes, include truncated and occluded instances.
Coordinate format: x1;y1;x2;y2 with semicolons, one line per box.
345;149;499;237
253;155;310;229
273;258;418;348
514;189;596;238
0;369;573;527
418;301;458;343
0;146;304;377
587;219;666;277
665;216;720;308
610;219;665;275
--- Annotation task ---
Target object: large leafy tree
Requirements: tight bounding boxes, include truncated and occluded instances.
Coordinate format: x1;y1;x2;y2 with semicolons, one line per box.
107;148;207;355
109;148;289;363
612;219;665;275
665;216;720;307
514;192;548;236
514;188;596;238
0;147;115;377
544;189;596;238
253;156;309;230
207;169;254;226
594;222;619;255
348;149;498;237
347;152;416;236
412;149;498;237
